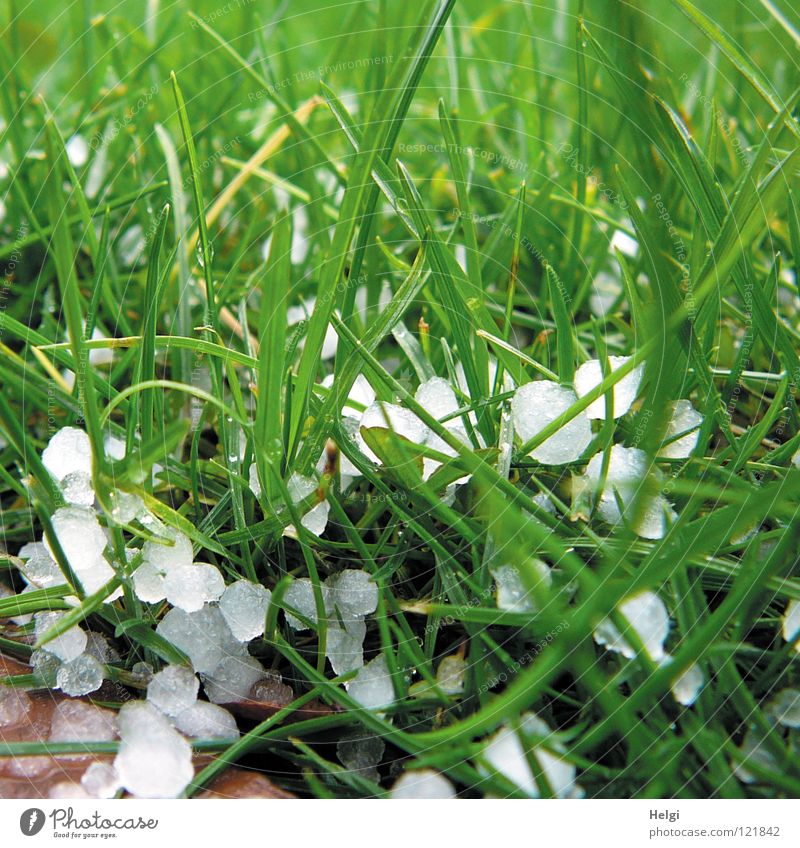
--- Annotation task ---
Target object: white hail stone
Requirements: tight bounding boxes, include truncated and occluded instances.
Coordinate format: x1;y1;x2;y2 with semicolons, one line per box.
732;729;778;784
610;228;638;258
283;578;332;631
593;590;670;661
321;373;376;419
0;684;31;727
390;768;456;799
285;472;330;537
781;599;800;649
512;381;592;465
415;376;460;421
583;445;673;539
81;762;121;799
163;563;225;613
42;426;92;482
327;569;378;619
574;356;643;419
66;134;90;167
336;732;385;782
60;471;95;506
34;611;87;662
660;654;704;706
660;399;703;459
326;619;366;676
50;506;108;571
480;713;575;798
114;701;194;798
48;699;117;742
156;605;244;674
765;689;800;728
146;665;199;717
490;560;552;613
203;654;266;704
19;544;67;589
173;701;239;740
56;653;105;696
219;579;272;642
436;655;466;695
357;402;428;464
346;654;395;712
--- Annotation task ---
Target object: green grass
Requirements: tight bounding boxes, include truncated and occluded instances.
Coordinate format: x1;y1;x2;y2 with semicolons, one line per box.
1;0;800;799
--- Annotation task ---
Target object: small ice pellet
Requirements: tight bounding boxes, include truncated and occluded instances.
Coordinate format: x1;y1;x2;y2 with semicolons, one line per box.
219;579;272;642
328;569;378;619
203;654;266;704
251;673;294;706
593;590;670;661
19;548;67;590
132;561;167;604
765;689;800;728
491;560;551;613
60;470;95;506
50;506;107;571
336;732;385;782
732;729;778;784
164;563;225;613
49;699;117;742
390;768;456;799
574;356;644;419
66;134;90;168
610;228;638;258
0;684;31;727
436;655;466;695
660;655;704;706
480;713;575;799
42;426;92;482
284;473;330;538
415;376;460;421
156;605;244;675
326;623;366;676
147;665;199;716
114;702;194;798
357;402;428;464
56;653;105;696
346;654;395;712
511;381;592;465
30;649;61;686
173;701;239;740
782;599;800;648
34;611;88;663
283;578;332;631
81;762;121;799
142;530;193;573
660;399;703;459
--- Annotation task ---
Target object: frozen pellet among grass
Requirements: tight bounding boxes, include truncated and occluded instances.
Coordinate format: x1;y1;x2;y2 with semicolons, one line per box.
81;762;121;799
114;701;194;799
34;611;87;662
147;665;199;716
49;700;118;742
593;591;670;661
133;530;194;604
156;605;243;675
336;732;385;783
490;560;551;613
56;653;105;696
174;701;239;740
582;445;674;539
285;472;330;537
512;381;592;464
480;713;576;798
41;426;92;484
660;655;704;706
163;562;225;613
0;684;31;727
765;689;800;728
781;599;800;648
390;769;456;799
321;372;375;419
574;356;644;419
219;579;272;642
283;578;332;631
326;619;367;675
357;401;428;464
327;569;378;619
660;400;703;459
204;654;266;704
346;654;395;712
435;655;466;695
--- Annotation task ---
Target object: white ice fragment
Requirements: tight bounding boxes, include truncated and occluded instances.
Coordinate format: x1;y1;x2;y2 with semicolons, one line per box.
56;653;105;696
284;473;329;537
42;427;92;482
326;620;366;676
156;605;243;674
50;506;107;571
480;713;575;798
248;463;262;498
346;654;395;712
174;702;239;740
660;399;703;459
415;376;459;421
321;373;376;419
782;599;800;648
765;689;800;728
49;782;91;799
114;701;194;798
60;470;95;506
147;665;199;716
19;545;67;589
203;654;265;704
610;228;638;258
0;684;31;727
164;563;225;613
512;381;592;465
49;699;117;742
574;356;643;419
34;611;87;662
336;732;384;782
732;729;778;784
283;578;331;631
104;434;127;461
357;402;428;464
142;530;193;573
582;445;673;539
81;762;121;799
30;649;61;686
132;561;167;604
491;560;551;613
84;631;117;663
390;768;456;799
660;654;704;706
328;569;378;619
593;590;670;661
110;490;145;524
436;655;466;695
66;134;90;167
219;579;272;642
